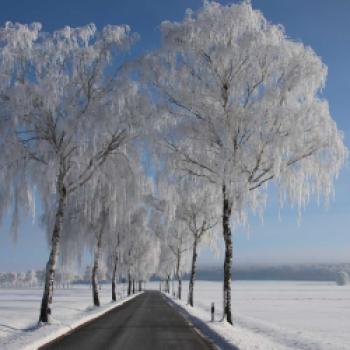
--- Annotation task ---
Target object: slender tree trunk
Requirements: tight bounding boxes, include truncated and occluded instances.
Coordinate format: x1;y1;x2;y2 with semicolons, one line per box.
39;181;67;323
176;249;182;300
166;274;170;293
178;278;182;300
112;255;118;301
172;273;175;297
127;273;131;296
188;235;198;307
132;279;135;294
112;234;120;301
92;229;103;307
222;184;233;324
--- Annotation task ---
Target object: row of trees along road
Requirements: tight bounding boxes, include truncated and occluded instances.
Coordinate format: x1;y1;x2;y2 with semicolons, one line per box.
0;1;347;325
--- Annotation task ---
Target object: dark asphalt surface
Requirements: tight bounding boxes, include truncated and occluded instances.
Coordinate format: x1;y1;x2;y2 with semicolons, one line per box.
40;291;214;350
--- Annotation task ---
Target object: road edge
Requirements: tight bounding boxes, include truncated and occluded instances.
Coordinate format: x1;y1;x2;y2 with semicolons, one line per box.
24;292;143;350
162;293;222;350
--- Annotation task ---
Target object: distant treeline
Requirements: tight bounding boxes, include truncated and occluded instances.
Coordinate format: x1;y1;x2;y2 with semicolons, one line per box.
152;263;350;282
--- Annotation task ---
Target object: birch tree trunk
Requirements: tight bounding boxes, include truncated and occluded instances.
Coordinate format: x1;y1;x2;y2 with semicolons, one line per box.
172;273;175;296
39;177;67;323
222;184;233;324
166;274;170;293
111;255;118;301
127;273;131;296
92;229;103;307
188;235;198;307
178;278;182;300
176;249;182;300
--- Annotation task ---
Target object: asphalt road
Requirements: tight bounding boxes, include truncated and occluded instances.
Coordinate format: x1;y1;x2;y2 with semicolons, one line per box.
40;291;214;350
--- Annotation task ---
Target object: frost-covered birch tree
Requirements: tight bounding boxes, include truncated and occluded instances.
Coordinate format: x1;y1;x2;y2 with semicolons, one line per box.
0;23;41;240
76;155;139;306
101;171;156;297
123;207;150;292
165;222;191;300
59;142;150;305
152;178;192;300
84;178;111;307
0;22;150;322
143;1;347;323
148;208;175;293
176;178;219;306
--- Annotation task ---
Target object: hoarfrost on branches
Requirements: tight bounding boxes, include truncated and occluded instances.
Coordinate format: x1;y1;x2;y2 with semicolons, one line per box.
0;21;150;322
143;1;347;323
0;0;347;330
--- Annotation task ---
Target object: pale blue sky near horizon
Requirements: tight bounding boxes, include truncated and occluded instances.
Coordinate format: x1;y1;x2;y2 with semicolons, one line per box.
0;0;349;271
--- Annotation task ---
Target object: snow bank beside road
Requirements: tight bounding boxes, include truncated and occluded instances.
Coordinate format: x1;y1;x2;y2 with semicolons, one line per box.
161;281;350;350
0;284;141;350
164;293;294;350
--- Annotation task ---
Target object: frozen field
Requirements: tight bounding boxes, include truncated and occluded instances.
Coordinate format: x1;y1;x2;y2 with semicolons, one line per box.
0;283;131;349
0;281;349;349
148;280;350;350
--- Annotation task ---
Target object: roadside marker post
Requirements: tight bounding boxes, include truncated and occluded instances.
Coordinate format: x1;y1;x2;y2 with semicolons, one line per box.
211;302;215;322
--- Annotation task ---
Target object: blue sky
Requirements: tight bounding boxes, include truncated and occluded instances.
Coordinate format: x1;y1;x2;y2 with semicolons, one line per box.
0;0;349;271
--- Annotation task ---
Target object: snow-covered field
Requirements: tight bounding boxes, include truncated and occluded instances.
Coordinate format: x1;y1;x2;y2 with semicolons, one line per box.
149;280;350;350
1;281;349;350
0;283;134;350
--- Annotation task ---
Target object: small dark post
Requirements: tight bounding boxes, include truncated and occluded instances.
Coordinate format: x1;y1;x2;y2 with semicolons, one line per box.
211;302;215;322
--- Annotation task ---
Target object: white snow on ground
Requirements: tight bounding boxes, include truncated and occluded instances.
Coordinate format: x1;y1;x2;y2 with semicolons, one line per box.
1;281;349;350
0;283;139;350
148;280;350;350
